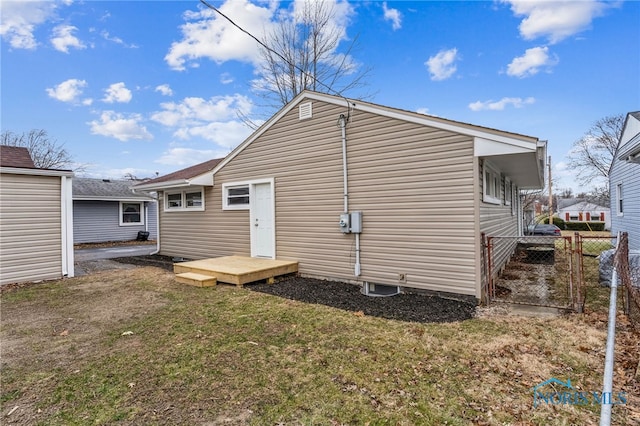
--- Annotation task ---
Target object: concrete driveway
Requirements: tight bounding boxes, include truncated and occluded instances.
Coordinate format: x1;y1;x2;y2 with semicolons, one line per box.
74;244;157;276
74;244;157;262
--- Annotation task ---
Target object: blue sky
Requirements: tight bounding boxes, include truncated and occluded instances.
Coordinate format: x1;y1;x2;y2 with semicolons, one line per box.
1;0;638;192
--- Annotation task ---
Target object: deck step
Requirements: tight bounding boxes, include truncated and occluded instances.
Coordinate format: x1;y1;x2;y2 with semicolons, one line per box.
175;272;217;287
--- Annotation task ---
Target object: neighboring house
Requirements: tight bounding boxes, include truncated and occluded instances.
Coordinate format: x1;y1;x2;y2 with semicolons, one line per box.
135;91;546;301
72;178;158;244
610;111;640;250
0;145;74;285
556;199;610;230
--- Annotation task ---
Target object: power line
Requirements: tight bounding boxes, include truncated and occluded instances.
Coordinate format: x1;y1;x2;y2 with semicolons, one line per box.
198;0;349;102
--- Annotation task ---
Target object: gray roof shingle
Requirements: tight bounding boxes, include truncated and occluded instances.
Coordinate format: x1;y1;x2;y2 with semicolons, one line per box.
73;178;154;200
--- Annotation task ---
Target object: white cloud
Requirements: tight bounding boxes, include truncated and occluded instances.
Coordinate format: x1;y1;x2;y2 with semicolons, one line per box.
507;46;558;78
416;107;430;115
165;0;276;70
102;82;132;103
501;0;612;44
382;2;402;30
0;1;58;49
165;0;354;79
220;73;234;84
425;48;459;81
50;25;86;53
89;111;153;141
155;147;230;167
151;94;257;148
468;97;535;111
100;30;138;48
155;84;174;96
46;78;90;104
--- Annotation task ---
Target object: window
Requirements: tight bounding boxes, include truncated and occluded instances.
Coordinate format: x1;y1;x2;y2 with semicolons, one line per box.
120;202;143;226
164;188;205;211
617;183;624;216
504;178;512;206
223;185;250;210
483;163;501;205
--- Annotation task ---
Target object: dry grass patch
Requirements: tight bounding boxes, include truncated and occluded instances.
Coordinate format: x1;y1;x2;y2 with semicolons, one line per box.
1;266;638;425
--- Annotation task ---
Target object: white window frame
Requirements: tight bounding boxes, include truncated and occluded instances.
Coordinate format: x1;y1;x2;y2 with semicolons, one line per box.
119;201;144;226
483;163;501;205
164;187;205;212
504;177;512;206
616;183;624;216
222;178;273;211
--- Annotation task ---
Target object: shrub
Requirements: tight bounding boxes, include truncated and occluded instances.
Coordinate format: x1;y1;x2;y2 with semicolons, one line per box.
565;222;606;232
537;215;566;230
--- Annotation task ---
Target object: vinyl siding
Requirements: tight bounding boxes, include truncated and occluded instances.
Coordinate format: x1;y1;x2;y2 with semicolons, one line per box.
610;154;640;251
159;99;478;296
0;173;63;285
479;159;520;286
73;200;157;243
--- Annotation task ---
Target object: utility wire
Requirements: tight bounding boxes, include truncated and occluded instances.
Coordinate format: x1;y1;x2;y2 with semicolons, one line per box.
199;0;352;109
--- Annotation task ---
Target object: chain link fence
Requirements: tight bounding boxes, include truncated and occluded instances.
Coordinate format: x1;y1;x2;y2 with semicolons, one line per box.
484;231;640;324
485;235;575;310
575;232;640;329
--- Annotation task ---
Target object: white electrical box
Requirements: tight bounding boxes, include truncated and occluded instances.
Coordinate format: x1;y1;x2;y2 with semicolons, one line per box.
350;211;362;233
339;213;350;233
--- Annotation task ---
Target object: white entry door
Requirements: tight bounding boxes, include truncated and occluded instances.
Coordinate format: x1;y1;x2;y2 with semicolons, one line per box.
250;182;274;258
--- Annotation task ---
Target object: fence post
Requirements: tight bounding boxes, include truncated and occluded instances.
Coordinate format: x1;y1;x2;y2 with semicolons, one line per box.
574;232;583;313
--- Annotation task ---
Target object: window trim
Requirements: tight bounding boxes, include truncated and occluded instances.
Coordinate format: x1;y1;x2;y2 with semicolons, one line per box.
616;183;624;216
504;177;512;206
164;187;205;212
483;163;502;205
119;201;144;226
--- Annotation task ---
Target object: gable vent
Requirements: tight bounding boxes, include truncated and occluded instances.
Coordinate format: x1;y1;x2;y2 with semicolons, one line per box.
299;102;312;120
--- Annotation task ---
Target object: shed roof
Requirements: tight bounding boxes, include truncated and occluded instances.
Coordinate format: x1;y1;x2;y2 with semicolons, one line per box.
0;145;36;168
73;178;155;201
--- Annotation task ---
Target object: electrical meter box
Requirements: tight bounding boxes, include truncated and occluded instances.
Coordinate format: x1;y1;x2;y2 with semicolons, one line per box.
350;211;362;233
339;213;350;233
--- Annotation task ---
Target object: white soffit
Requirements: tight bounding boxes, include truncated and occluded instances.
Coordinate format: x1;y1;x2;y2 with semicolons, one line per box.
474;137;534;157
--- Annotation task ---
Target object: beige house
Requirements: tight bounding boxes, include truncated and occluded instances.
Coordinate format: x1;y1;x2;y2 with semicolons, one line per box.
0;146;74;286
136;91;546;300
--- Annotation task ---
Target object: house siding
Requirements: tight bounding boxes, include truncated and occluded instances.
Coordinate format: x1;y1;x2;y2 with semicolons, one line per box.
73;200;157;243
0;173;63;285
478;159;520;285
159;100;478;296
610;157;640;251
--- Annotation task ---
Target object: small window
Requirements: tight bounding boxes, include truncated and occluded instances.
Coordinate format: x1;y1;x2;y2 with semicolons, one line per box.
167;193;182;209
120;202;143;226
224;185;250;210
164;188;205;212
185;191;202;208
504;178;512;206
483;163;501;205
617;183;623;216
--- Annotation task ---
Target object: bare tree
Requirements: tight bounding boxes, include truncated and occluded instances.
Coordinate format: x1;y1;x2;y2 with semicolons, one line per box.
1;129;76;170
252;1;372;107
567;114;625;184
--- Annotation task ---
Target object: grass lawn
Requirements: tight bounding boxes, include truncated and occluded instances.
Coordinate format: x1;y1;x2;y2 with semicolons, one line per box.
1;267;639;425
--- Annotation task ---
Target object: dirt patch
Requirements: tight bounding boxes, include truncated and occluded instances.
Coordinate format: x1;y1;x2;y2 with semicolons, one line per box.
74;240;156;249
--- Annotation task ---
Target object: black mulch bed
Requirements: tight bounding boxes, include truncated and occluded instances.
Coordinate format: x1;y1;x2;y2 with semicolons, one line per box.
111;255;477;324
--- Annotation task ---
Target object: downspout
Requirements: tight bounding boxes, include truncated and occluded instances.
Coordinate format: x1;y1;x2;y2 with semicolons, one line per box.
339;113;361;277
150;194;160;255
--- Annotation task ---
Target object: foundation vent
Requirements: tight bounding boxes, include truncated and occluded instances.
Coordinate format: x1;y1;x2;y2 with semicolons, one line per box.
299;102;312;120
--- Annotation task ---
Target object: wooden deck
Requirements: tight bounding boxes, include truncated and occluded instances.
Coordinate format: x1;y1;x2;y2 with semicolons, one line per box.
173;255;298;287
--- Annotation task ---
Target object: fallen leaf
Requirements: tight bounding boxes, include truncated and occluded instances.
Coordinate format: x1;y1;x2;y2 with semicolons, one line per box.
121;331;134;336
354;311;365;317
59;329;69;336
